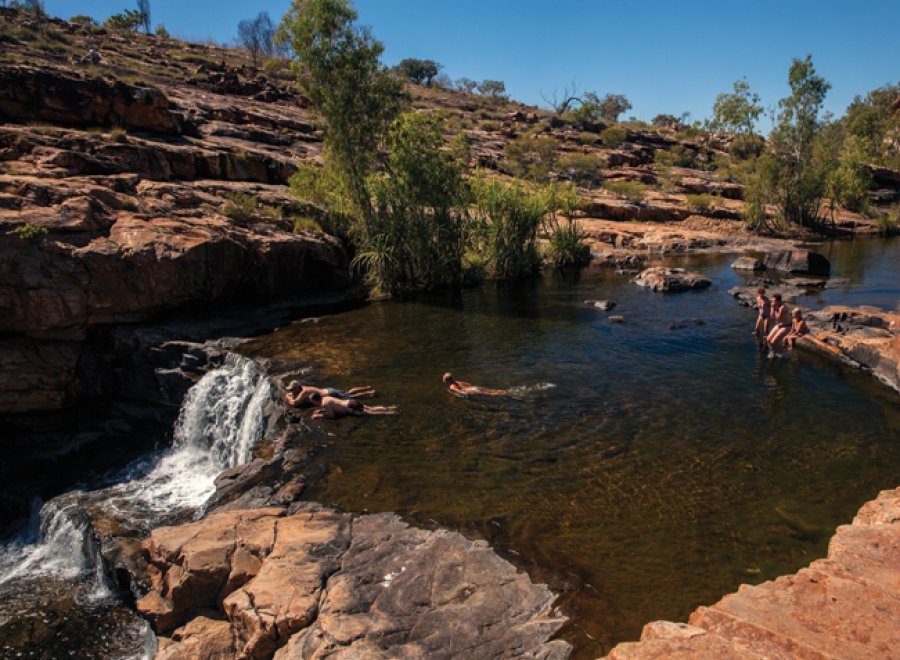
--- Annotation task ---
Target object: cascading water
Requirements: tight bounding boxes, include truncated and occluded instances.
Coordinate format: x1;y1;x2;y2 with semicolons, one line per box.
0;353;272;658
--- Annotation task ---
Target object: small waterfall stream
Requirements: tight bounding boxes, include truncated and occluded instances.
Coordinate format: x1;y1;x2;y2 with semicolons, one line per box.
0;354;272;658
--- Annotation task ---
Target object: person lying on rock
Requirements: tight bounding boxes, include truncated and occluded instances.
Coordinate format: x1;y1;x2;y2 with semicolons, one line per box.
307;391;397;419
442;372;512;398
767;294;792;351
285;380;376;407
784;308;810;349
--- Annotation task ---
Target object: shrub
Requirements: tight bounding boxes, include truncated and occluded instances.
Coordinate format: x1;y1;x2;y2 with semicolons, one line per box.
480;120;500;132
578;132;599;145
394;58;441;86
293;216;323;234
471;175;547;279
605;180;647;204
544;182;587;267
599;126;627;148
477;79;507;102
69;14;96;26
154;24;170;38
221;192;259;223
288;161;354;237
558;152;605;186
729;133;765;160
103;9;144;31
14;224;48;241
503;135;558;181
686;193;715;210
654;144;697;168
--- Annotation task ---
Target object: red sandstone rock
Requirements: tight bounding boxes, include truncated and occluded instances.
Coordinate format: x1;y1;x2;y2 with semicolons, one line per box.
634;267;711;292
602;487;900;660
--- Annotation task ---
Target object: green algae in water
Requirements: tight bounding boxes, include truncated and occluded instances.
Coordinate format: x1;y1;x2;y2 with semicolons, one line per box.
242;247;900;658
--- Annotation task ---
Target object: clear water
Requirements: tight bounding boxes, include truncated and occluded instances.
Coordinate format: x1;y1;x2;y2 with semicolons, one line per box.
241;239;900;657
0;354;271;659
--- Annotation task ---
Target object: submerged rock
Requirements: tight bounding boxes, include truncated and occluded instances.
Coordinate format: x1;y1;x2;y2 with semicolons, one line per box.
634;267;711;292
604;486;900;659
138;505;570;659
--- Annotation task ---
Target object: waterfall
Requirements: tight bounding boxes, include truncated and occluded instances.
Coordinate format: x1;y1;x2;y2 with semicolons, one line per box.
0;353;271;615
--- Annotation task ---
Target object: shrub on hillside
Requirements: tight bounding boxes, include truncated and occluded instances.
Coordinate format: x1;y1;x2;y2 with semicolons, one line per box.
729;133;765;160
103;9;144;31
600;126;628;148
605;180;647;204
686;193;715;210
221;192;259;223
503;135;559;181
558;152;605;186
14;223;48;242
69;14;96;26
654;145;698;168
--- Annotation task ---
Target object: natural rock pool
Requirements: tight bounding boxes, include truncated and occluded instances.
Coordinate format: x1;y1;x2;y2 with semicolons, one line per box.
241;239;900;657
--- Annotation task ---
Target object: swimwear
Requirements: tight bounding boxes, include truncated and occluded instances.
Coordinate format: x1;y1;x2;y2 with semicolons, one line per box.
325;387;351;399
758;301;770;318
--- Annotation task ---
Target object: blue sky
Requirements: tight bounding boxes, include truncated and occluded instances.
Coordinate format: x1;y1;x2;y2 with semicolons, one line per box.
44;1;900;124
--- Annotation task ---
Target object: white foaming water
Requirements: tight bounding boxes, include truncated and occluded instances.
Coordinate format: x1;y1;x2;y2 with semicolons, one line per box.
0;353;271;595
509;382;558;397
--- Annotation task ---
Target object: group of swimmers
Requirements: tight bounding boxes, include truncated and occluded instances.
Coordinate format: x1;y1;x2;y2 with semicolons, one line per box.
285;372;512;420
754;289;809;353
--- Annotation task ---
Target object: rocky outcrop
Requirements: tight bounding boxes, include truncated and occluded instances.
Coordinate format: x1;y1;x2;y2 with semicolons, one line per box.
764;250;830;277
138;505;570;660
603;487;900;659
731;256;765;271
799;305;900;394
634;267;711;292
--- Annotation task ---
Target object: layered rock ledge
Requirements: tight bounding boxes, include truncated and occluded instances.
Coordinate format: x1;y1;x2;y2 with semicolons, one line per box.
137;505;570;659
603;486;900;659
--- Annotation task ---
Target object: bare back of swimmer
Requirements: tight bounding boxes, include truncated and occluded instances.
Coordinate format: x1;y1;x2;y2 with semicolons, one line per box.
442;372;511;397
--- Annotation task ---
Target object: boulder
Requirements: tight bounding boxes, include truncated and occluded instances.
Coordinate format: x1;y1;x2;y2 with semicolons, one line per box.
593;300;616;311
138;505;570;659
731;256;765;271
634;267;711;292
764;250;830;276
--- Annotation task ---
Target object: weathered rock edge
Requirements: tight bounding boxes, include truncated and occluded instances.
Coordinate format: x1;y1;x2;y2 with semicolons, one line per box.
602;486;900;659
137;505;571;660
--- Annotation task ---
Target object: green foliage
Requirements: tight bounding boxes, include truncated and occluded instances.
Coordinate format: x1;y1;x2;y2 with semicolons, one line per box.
875;210;899;236
237;11;275;66
69;14;97;26
293;216;323;234
822;133;871;220
477;79;507;101
470;175;547;279
654;144;697;167
154;24;169;38
558;151;605;186
479;120;500;131
543;182;587;267
394;58;441;86
454;77;478;94
288;161;354;237
13;223;48;242
503;135;559;181
709;78;763;134
221;192;259;223
843;83;900;169
652;113;680;128
278;0;407;222
729;132;765;160
103;9;144;31
605;180;647;204
686;193;715;210
597;93;632;122
599;125;627;147
355;112;469;293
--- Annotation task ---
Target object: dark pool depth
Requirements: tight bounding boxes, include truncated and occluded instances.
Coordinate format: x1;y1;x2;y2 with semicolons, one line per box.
242;241;900;657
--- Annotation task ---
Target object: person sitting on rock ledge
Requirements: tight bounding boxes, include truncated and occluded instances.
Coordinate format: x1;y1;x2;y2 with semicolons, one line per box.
767;294;792;352
285;381;376;407
443;372;512;398
784;308;810;349
308;391;397;419
80;47;102;65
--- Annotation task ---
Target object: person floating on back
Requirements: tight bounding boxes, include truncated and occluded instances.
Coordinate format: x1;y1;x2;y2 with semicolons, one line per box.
285;381;376;407
442;372;512;398
307;391;397;419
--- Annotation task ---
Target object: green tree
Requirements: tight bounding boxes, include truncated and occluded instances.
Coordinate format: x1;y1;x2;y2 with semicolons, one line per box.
69;14;97;26
843;83;900;168
709;78;763;134
394;58;441;86
769;54;831;227
103;9;144;31
477;79;507;101
278;0;407;224
598;94;632;122
454;77;478;93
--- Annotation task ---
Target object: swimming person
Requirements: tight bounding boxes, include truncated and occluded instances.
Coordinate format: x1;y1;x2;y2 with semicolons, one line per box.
784;308;810;349
442;372;512;398
285;381;376;407
307;392;397;419
753;288;771;338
